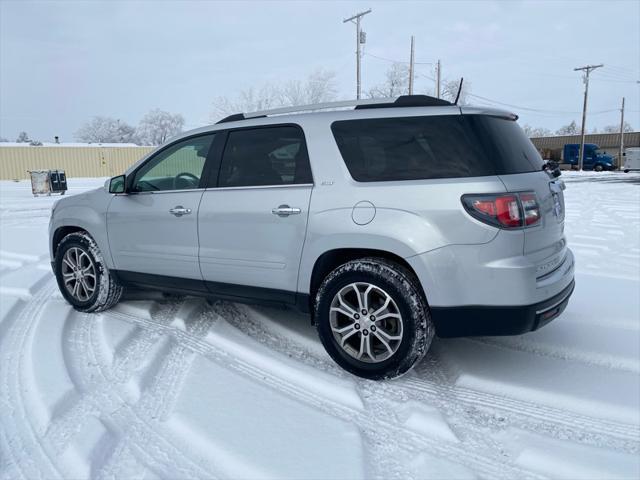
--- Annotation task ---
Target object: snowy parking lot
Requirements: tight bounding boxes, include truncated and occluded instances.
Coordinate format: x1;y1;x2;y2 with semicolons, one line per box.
0;172;639;479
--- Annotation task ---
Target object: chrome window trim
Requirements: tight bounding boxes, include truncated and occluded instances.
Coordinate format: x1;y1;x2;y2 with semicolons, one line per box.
204;183;314;192
114;183;315;195
116;188;207;196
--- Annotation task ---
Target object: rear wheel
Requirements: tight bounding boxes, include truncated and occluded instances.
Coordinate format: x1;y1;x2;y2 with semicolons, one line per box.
315;258;433;380
54;232;123;312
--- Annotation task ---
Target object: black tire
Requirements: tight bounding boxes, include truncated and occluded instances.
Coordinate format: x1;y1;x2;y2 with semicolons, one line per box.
314;257;434;380
54;232;123;313
594;164;604;172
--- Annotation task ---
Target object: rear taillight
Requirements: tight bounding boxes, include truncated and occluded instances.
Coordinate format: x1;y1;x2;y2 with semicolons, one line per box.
462;192;540;229
519;193;540;226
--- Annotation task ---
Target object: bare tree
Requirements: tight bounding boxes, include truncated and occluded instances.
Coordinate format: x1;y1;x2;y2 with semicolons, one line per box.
210;69;338;121
136;109;185;146
16;131;31;143
523;125;553;138
366;63;410;99
555;120;578;136
75;117;137;143
603;121;634;133
211;84;284;120
282;69;338;105
441;78;471;105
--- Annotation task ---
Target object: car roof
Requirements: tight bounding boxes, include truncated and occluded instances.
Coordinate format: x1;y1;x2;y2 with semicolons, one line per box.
174;96;515;141
125;97;515;176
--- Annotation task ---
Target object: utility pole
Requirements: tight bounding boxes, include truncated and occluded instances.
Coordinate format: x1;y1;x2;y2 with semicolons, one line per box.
574;63;603;171
619;97;625;170
343;8;372;100
408;36;415;95
435;59;441;99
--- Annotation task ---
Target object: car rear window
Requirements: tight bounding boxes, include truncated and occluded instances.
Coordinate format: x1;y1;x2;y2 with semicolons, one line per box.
331;115;544;182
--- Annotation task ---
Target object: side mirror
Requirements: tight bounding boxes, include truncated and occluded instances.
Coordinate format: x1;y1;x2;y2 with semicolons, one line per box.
108;175;126;194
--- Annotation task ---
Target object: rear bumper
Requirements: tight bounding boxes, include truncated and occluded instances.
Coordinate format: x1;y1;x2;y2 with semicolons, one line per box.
431;279;575;338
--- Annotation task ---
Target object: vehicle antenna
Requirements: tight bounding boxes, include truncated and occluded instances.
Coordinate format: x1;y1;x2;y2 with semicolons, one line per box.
454;77;464;105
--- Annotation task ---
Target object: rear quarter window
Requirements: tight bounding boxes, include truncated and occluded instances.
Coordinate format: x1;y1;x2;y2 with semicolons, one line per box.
331;115;544;182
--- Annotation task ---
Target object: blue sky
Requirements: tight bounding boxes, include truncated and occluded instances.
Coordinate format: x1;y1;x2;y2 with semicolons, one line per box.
1;0;638;142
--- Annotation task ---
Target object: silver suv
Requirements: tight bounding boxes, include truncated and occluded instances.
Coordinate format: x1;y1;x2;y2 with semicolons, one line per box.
49;95;575;379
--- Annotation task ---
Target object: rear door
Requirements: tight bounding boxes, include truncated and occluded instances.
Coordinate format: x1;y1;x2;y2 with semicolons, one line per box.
107;133;216;281
198;125;313;300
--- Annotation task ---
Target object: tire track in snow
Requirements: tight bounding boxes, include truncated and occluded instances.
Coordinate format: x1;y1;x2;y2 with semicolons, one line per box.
94;306;218;479
466;336;640;374
0;280;62;480
105;307;544;480
51;300;219;479
223;304;640;453
404;372;639;448
405;358;639;455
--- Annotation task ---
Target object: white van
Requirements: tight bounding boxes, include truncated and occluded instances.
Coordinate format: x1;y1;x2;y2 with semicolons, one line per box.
623;147;640;172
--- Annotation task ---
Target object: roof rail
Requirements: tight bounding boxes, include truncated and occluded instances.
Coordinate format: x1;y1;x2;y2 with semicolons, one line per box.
215;95;453;124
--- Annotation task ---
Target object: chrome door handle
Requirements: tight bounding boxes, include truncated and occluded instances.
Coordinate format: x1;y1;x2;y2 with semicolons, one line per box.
169;206;192;217
272;205;301;217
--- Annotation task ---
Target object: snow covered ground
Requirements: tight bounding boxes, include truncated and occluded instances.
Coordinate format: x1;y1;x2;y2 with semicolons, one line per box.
1;172;639;480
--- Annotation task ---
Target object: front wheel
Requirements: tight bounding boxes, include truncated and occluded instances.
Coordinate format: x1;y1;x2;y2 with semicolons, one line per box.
54;232;123;312
315;258;434;380
594;164;604;172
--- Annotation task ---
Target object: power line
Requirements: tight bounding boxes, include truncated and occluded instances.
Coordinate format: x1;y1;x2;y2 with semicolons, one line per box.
364;51;433;65
467;93;617;115
415;71;436;82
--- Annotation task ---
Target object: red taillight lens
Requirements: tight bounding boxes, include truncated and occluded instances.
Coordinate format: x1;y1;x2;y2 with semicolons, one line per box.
471;199;497;217
463;192;540;229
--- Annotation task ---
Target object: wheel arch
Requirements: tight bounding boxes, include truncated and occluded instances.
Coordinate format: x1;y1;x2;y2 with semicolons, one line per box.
52;226;87;260
308;248;426;310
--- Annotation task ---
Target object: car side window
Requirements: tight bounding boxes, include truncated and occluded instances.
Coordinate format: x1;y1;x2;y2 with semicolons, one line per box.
132;134;215;192
218;126;312;187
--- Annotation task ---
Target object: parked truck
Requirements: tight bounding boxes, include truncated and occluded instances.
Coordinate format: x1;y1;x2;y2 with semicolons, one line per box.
623;147;640;172
540;143;616;171
561;143;616;171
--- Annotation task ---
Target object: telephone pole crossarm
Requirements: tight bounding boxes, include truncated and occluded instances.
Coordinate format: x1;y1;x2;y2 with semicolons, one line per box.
343;8;372;23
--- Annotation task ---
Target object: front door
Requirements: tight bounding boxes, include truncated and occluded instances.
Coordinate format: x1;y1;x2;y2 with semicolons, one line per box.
198;125;313;300
107;133;216;281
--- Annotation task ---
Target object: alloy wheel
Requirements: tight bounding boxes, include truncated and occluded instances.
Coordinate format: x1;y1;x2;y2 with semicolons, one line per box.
61;247;97;302
329;282;404;363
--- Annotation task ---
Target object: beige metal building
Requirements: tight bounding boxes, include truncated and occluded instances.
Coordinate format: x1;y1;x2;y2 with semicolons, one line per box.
0;144;155;180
